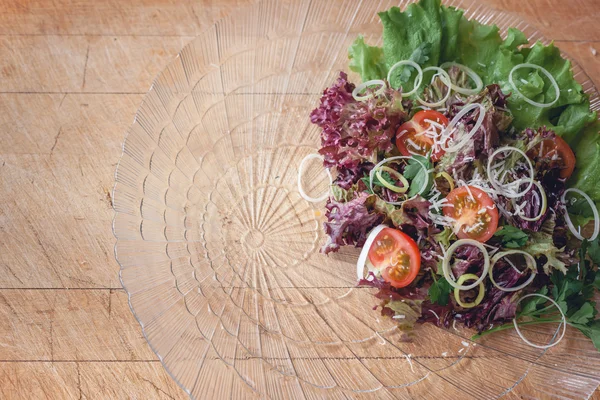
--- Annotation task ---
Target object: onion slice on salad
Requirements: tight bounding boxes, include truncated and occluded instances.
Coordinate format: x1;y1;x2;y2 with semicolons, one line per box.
441;103;486;153
509;63;560;108
489;250;537;292
454;273;485;308
356;225;388;280
435;171;455;192
439;62;483;96
376;166;409;193
352;79;386;102
561;188;600;241
369;156;430;206
513;293;566;349
416;67;452;108
442;239;490;291
297;153;332;203
486;146;534;199
512;180;547;222
387;60;423;96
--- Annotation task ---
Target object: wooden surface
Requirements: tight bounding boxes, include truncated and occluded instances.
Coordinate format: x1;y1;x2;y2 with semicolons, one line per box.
0;0;598;398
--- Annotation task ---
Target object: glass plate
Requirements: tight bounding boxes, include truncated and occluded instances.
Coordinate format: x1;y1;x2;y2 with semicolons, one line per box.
113;0;600;398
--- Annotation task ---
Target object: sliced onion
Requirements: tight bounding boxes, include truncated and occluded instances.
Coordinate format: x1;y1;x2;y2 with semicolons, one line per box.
454;273;485;308
376;166;409;194
561;188;599;241
440;62;484;96
356;225;387;280
513;293;566;349
434;171;455;192
509;63;560;108
486;146;534;199
489;251;537;292
442;239;490;291
352;79;386;102
416;67;452;108
387;60;423;96
297;153;332;203
441;103;486;153
370;156;429;206
512;180;547;222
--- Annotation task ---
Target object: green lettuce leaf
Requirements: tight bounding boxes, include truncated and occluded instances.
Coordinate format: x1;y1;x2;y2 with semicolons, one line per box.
378;0;443;88
570;121;600;201
384;298;423;329
502;42;596;140
348;35;387;82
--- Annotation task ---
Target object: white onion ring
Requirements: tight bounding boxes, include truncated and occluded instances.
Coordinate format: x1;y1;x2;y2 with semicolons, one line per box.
489;250;537;292
561;188;599;241
369;156;429;206
297;154;332;203
486;146;534;199
513;293;566;349
387;60;423;96
509;63;560;108
441;103;486;153
442;239;490;291
512;180;547;222
440;62;484;96
356;225;387;280
352;79;386;102
416;67;452;108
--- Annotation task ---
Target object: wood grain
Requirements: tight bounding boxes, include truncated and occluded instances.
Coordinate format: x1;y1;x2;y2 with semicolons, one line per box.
0;361;188;400
0;290;155;361
0;0;598;398
0;0;248;36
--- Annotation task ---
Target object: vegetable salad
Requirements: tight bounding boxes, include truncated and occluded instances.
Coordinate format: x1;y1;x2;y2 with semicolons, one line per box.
301;0;600;350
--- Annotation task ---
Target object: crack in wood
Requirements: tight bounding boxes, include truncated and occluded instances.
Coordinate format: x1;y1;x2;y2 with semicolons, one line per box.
2;263;25;285
58;93;67;109
49;127;62;154
49;321;54;362
20;211;66;287
76;361;82;400
141;377;176;400
81;45;90;90
107;289;113;319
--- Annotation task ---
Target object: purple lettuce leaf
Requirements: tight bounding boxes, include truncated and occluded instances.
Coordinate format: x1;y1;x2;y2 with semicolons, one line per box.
310;71;407;172
321;192;383;254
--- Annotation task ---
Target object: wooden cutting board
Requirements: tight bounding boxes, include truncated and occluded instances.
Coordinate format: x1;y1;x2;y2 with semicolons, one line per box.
0;0;598;398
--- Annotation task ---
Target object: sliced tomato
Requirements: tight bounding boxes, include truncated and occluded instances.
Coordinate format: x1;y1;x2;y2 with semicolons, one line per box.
396;110;449;162
526;135;576;179
368;228;421;288
443;186;499;243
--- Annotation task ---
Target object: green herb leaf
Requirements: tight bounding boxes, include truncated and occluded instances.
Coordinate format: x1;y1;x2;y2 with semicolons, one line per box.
571;320;600;351
494;225;529;248
396;43;433;84
518;286;548;316
428;276;452;306
403;155;432;197
361;171;395;194
588;237;600;266
569;302;596;325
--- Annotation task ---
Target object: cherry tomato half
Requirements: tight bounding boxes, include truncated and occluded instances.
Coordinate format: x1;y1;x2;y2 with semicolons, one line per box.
443;186;499;243
396;110;449;162
367;228;421;288
527;135;576;179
